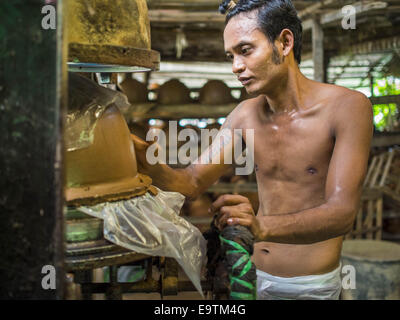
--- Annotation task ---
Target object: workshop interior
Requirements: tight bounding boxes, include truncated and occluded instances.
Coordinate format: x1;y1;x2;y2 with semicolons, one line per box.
1;0;400;300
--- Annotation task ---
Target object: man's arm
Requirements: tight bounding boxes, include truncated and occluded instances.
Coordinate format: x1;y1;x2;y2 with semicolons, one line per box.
131;103;245;199
213;92;374;244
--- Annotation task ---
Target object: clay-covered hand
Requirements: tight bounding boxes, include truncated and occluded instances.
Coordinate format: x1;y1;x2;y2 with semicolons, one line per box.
131;133;151;173
209;194;263;241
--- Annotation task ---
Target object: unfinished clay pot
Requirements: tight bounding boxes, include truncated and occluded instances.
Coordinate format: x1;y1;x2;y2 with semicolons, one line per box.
199;80;235;105
118;76;149;104
65;76;156;207
157;79;192;105
66;104;155;206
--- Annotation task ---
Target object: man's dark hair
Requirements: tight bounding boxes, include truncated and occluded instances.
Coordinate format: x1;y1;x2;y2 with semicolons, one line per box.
219;0;303;64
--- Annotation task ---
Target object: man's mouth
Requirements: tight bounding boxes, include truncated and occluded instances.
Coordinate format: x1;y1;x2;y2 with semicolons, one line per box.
238;77;253;86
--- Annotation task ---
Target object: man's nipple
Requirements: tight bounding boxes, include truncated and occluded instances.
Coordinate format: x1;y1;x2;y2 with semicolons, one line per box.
307;167;318;175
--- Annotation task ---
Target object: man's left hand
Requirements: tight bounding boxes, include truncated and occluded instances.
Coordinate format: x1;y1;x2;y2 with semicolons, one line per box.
209;194;263;241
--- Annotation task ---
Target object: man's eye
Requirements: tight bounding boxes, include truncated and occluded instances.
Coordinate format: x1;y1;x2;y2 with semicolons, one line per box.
226;54;233;60
241;47;251;54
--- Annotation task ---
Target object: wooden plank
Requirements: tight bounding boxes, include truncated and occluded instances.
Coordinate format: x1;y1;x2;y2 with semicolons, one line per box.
356;207;363;239
364;156;377;187
380;150;395;187
371;132;400;148
366;200;374;239
148;10;225;23
298;0;336;19
376;198;383;240
341;35;400;55
370;155;385;187
320;1;388;26
348;226;382;237
370;94;400;105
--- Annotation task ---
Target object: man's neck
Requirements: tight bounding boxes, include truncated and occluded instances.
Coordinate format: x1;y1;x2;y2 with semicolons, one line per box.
264;66;311;115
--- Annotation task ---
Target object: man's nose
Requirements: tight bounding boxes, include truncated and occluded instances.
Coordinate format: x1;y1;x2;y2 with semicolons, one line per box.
232;58;245;74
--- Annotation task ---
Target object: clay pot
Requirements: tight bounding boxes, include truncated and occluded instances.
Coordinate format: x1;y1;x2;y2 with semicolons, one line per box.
199;80;235;105
118;76;148;104
66;104;154;206
157;79;192;105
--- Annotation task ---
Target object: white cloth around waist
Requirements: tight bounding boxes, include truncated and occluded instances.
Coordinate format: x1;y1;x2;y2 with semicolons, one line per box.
256;264;342;300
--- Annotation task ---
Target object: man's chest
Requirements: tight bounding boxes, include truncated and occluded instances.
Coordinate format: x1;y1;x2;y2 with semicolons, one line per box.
242;111;335;180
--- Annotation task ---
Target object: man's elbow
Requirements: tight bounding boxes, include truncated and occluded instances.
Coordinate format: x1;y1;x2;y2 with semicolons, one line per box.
336;203;359;236
184;176;202;200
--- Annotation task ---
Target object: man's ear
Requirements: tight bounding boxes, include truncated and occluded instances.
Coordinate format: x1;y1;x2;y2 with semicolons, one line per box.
278;29;294;58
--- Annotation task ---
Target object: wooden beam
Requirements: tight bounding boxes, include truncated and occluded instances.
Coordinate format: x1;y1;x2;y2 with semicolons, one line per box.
123;103;237;121
302;1;392;31
147;0;221;11
340;36;400;55
320;1;388;25
371;133;400;148
148;10;225;23
370;95;400;105
298;0;336;19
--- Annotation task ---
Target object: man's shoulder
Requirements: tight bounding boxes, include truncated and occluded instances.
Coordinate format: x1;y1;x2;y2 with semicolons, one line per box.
313;82;372;115
318;84;373;133
225;95;264;125
317;82;371;106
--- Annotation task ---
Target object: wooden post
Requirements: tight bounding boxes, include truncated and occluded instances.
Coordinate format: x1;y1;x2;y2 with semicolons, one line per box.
312;19;325;83
0;0;66;298
370;75;375;97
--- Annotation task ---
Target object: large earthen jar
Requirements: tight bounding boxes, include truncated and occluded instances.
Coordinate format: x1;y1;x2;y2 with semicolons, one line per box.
199;80;235;105
157;79;192;105
118;76;149;104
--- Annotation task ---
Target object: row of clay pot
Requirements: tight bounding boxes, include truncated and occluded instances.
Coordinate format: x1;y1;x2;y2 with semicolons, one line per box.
119;77;254;105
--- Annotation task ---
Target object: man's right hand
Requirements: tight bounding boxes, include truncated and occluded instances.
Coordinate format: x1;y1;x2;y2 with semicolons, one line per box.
130;133;154;176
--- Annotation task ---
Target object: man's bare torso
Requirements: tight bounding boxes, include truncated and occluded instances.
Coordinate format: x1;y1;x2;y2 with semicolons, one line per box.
235;83;346;277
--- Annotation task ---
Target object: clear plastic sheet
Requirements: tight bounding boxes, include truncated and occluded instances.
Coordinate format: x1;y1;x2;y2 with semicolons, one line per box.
66;73;131;152
78;188;207;296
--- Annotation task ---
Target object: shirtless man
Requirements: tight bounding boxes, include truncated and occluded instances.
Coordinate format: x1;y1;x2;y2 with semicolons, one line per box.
132;0;373;299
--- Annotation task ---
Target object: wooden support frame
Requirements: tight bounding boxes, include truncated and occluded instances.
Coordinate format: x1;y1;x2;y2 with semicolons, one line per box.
312;19;326;83
346;188;383;240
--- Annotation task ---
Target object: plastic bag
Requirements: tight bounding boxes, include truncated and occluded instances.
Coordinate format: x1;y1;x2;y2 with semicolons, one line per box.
66;73;131;152
78;187;207;296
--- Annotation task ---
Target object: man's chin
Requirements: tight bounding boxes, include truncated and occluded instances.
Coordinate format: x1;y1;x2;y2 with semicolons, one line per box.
244;85;260;97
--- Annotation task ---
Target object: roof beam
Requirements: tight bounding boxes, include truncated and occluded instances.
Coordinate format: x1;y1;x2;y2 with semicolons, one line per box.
302;1;389;31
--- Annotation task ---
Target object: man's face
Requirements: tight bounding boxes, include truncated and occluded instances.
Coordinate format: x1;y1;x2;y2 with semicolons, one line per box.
224;12;286;95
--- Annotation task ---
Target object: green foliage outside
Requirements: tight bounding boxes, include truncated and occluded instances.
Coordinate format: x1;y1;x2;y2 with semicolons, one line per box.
372;77;400;131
